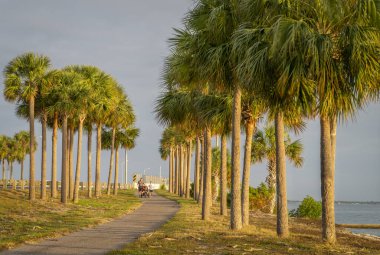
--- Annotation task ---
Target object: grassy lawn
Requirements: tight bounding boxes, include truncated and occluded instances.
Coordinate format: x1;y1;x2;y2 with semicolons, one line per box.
0;189;141;251
112;190;380;255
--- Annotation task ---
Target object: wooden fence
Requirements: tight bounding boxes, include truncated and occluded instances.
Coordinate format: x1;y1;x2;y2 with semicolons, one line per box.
0;179;133;190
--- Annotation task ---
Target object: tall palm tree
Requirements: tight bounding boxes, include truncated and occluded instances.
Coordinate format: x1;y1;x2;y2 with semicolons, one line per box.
48;70;83;203
104;94;133;196
63;65;93;203
3;52;50;200
265;0;380;243
92;73;117;198
232;0;314;236
195;92;232;216
241;94;266;226
75;66;104;198
252;125;303;213
183;0;243;229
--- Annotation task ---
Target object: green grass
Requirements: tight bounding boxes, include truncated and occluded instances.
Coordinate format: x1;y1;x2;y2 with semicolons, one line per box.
111;190;380;255
0;189;141;251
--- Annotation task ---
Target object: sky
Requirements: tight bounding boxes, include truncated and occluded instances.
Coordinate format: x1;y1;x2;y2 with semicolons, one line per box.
0;0;379;201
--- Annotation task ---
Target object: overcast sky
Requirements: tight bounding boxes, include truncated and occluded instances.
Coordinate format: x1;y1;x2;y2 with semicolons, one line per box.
0;0;379;201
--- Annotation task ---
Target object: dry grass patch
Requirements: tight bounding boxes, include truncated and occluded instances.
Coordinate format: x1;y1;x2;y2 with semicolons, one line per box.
111;190;380;255
0;189;141;251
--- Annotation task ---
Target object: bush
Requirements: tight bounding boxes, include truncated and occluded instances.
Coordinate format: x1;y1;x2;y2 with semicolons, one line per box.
249;183;274;213
289;195;322;219
160;184;166;190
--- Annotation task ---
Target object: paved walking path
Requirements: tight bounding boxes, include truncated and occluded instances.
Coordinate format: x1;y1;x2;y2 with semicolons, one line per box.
1;193;179;255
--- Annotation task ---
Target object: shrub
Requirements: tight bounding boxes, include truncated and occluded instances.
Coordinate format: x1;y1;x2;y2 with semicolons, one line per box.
160;184;166;190
249;182;274;213
289;195;322;219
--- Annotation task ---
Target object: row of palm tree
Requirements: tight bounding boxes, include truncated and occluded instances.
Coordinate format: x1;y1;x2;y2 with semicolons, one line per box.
0;131;35;187
157;0;380;245
3;52;138;203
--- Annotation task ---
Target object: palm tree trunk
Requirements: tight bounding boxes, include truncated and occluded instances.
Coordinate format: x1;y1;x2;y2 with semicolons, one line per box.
2;159;5;181
61;114;68;204
95;123;102;197
41;113;47;200
330;115;337;177
202;128;212;220
173;147;177;194
321;116;336;244
1;159;4;181
87;128;92;198
169;148;173;193
194;137;200;200
186;141;192;199
220;134;227;216
242;119;255;226
275;111;289;237
10;162;16;190
174;147;177;195
69;125;75;199
179;145;184;197
51;112;58;198
198;136;204;205
21;160;24;190
183;147;187;197
73;118;85;203
29;96;36;200
267;159;276;214
3;160;7;190
231;86;242;230
107;128;116;195
113;147;119;195
10;162;13;180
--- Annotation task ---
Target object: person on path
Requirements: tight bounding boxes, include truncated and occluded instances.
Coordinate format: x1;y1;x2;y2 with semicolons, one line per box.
148;181;153;198
138;178;144;197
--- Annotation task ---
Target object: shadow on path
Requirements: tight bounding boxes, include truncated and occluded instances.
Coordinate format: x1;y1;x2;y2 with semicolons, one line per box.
1;192;179;255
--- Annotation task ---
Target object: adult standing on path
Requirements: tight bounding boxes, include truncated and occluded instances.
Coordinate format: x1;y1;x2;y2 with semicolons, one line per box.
1;194;179;255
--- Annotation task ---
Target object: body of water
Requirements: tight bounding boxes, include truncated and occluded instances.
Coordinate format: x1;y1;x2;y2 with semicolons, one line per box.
288;201;380;237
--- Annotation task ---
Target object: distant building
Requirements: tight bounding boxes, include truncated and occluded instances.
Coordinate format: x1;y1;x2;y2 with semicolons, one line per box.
133;173;168;190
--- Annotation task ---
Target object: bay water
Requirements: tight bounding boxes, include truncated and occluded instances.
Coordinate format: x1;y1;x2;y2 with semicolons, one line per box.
288;201;380;237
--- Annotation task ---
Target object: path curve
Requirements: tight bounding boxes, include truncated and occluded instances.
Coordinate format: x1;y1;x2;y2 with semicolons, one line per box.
1;193;179;255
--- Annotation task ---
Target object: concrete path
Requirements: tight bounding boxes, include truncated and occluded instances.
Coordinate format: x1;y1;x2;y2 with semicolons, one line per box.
1;193;179;255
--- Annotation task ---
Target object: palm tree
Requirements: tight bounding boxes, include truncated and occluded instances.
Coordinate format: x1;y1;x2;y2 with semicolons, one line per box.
171;0;242;228
92;73;118;198
14;131;32;190
0;136;10;189
155;89;200;199
232;0;315;236
252;125;303;213
159;127;177;194
48;70;83;203
241;94;266;226
74;66;104;198
118;127;139;195
195;93;232;216
104;94;133;196
5;138;15;181
262;0;380;243
3;52;51;200
63;65;93;203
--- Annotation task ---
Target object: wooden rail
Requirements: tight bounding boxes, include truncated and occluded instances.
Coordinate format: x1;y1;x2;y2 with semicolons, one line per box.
337;224;380;229
0;179;134;190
